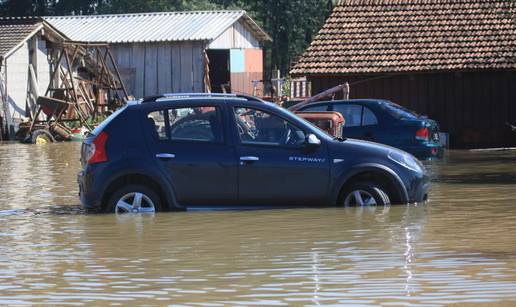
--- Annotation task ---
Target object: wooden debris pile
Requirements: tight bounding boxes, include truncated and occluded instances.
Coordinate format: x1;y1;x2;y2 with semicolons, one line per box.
18;41;128;143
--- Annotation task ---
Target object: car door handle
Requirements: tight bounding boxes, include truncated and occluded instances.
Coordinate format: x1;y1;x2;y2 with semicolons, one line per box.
240;156;259;164
156;153;176;160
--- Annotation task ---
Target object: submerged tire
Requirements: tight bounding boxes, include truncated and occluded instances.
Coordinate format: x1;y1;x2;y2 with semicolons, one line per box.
31;129;55;144
106;184;162;214
341;182;391;207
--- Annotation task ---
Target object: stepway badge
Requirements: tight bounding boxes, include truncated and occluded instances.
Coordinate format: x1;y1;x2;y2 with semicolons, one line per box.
289;156;326;163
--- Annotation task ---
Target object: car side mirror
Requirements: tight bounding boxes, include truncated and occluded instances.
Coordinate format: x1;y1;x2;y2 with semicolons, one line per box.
306;134;321;147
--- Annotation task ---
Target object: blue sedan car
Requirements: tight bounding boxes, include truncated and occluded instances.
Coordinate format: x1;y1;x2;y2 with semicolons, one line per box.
295;99;444;159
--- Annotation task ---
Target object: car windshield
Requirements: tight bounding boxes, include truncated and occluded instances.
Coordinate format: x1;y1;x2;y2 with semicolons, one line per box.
381;102;419;120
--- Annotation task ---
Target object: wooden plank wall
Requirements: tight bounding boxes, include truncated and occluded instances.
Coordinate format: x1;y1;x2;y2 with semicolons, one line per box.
111;42;205;98
5;41;29;122
208;20;261;49
307;71;516;148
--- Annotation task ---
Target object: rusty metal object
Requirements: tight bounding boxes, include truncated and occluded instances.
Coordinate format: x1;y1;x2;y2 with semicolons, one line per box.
289;82;350;112
21;41;128;143
50;123;72;140
295;111;345;138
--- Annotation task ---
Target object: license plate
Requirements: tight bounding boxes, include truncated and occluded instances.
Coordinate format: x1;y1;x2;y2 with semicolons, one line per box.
432;133;439;141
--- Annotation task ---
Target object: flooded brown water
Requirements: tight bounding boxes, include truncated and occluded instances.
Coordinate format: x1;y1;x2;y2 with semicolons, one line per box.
1;142;516;305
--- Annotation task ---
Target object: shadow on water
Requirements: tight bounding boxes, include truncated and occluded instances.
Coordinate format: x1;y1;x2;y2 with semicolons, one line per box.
435;172;516;185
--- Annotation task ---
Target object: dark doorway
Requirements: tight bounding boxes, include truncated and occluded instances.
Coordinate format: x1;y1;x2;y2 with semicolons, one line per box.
207;50;230;93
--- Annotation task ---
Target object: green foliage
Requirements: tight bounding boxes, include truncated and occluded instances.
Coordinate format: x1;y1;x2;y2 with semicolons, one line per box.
0;0;334;76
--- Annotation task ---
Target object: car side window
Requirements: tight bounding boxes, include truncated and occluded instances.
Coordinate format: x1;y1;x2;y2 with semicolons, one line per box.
234;107;306;147
362;107;378;126
301;104;328;112
147;106;223;143
147;110;167;140
333;104;363;127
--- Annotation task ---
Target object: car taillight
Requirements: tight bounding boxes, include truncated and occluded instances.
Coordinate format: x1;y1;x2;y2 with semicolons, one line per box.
86;131;108;164
415;127;429;141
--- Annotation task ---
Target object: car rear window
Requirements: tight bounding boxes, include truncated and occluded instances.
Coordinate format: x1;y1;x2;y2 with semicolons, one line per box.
381;102;419;120
147;106;224;143
91;105;128;136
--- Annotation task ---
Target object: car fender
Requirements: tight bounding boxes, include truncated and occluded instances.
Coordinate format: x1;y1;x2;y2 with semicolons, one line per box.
98;163;181;210
331;163;409;205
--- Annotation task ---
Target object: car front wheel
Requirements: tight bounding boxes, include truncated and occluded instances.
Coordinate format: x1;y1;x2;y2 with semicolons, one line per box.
106;184;162;214
341;182;391;207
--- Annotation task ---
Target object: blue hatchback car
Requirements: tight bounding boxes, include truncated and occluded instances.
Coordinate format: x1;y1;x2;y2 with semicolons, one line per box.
295;99;444;159
78;94;430;214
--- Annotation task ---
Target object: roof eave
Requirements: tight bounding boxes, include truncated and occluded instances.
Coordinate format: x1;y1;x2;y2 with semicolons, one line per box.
3;24;44;59
41;19;70;42
1;19;69;59
240;13;272;42
291;66;516;77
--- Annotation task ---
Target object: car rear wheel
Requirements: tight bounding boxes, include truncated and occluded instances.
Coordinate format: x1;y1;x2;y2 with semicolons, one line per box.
106;184;162;214
341;183;391;207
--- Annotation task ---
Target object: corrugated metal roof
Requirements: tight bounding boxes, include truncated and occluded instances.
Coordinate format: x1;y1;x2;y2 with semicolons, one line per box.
45;10;271;44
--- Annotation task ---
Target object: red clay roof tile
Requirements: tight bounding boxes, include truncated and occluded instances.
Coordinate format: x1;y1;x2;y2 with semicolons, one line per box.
290;0;516;75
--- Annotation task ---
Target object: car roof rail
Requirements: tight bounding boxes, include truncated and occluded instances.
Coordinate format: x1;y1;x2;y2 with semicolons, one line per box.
141;93;266;103
141;95;166;103
234;94;267;103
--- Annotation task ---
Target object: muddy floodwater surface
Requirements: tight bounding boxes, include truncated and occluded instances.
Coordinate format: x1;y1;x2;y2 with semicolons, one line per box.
0;142;516;306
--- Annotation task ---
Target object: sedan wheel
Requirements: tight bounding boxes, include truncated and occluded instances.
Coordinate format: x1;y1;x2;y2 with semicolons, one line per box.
115;192;156;214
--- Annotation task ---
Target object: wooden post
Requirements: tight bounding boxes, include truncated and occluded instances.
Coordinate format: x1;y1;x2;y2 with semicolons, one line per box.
274;70;282;97
27;64;40;119
0;64;12;140
107;47;129;99
46;50;64;96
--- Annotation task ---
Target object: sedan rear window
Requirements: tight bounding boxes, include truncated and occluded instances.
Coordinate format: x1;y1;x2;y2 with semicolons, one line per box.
381;102;419;120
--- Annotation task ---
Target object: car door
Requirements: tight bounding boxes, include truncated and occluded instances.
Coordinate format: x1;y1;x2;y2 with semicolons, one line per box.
145;103;238;205
232;105;330;205
331;103;380;141
358;106;380;141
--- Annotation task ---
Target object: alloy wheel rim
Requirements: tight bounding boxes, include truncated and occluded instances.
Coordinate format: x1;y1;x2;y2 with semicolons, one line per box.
115;192;155;214
344;190;377;206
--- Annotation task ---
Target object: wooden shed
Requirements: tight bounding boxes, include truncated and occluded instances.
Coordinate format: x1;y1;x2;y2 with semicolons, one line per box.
291;0;516;149
46;11;271;99
0;17;65;139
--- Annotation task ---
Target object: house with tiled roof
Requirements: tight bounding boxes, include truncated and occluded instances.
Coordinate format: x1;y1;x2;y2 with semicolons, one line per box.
0;17;65;139
291;0;516;148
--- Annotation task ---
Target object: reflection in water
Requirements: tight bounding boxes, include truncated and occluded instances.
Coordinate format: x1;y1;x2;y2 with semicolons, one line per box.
0;143;516;305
